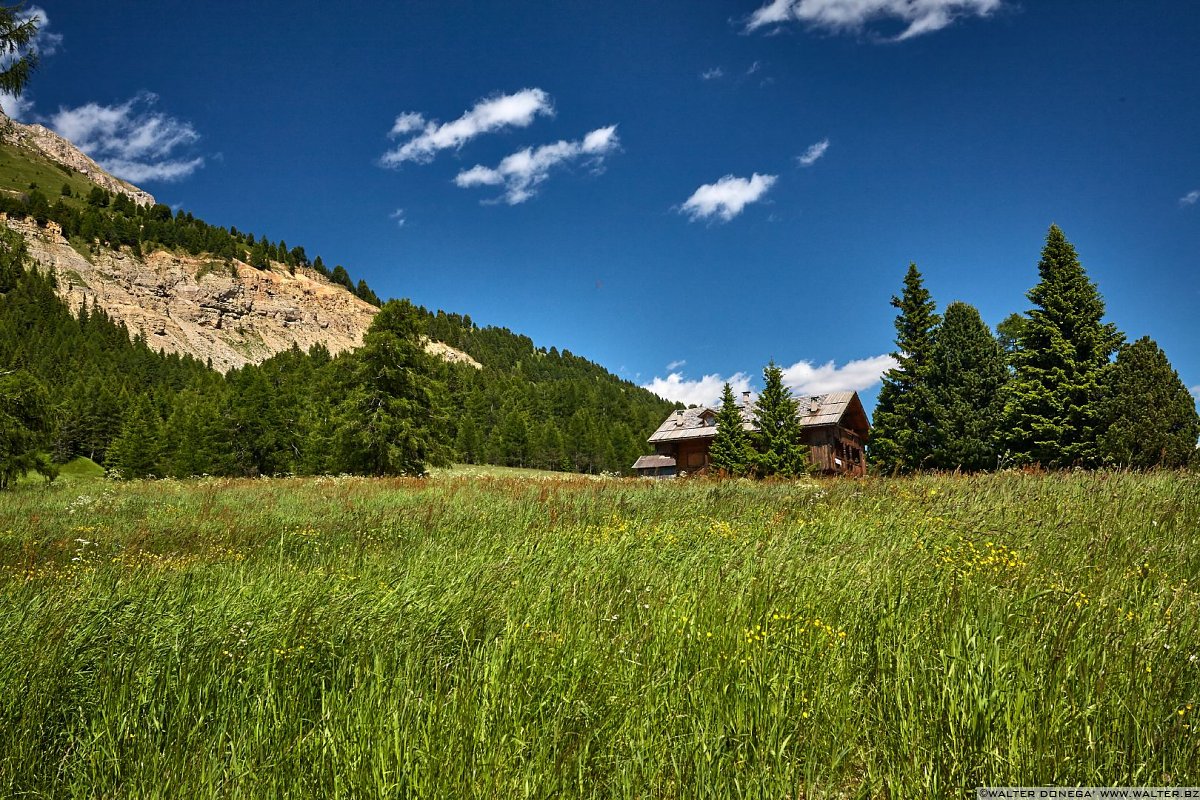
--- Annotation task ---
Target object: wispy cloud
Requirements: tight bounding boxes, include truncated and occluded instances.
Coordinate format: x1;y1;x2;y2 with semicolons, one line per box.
745;0;1003;41
1190;385;1200;401
747;60;763;75
797;138;830;166
48;92;204;183
643;371;753;407
680;173;777;223
454;124;620;204
0;6;63;121
390;209;406;228
700;67;725;80
642;354;895;407
666;359;687;371
1180;190;1200;207
781;354;897;396
381;88;553;167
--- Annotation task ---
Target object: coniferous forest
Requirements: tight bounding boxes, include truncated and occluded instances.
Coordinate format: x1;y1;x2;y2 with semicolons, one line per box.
0;221;677;481
869;225;1198;473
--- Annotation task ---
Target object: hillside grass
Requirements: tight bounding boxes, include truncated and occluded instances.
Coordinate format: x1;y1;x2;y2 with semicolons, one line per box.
1;472;1197;797
0;140;100;207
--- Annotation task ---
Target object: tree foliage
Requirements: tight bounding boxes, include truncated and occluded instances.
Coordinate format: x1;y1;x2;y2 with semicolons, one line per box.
0;369;55;488
0;4;38;99
709;382;752;476
927;301;1009;471
1097;336;1198;469
751;363;807;478
870;263;940;474
1005;225;1123;468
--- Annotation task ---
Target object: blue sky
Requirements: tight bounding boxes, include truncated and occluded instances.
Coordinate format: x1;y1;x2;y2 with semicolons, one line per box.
7;1;1199;410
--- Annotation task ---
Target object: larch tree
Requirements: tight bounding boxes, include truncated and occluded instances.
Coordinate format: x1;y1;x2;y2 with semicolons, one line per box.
869;263;940;473
752;363;807;478
709;382;752;476
1097;336;1198;469
1005;225;1122;467
0;369;56;489
927;301;1009;471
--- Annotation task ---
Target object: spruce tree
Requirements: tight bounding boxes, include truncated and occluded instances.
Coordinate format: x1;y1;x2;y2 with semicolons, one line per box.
107;395;163;479
752;363;807;478
1005;225;1123;467
709;382;752;476
927;302;1009;471
869;263;940;473
330;299;451;476
1097;336;1198;469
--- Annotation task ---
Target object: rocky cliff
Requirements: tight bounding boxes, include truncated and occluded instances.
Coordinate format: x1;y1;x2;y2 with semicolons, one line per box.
6;215;381;371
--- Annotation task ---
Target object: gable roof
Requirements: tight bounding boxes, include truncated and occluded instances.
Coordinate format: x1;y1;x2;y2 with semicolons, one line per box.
647;391;869;444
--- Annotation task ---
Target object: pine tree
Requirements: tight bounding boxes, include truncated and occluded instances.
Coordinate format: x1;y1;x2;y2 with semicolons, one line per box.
1005;225;1123;467
1097;336;1198;469
330;299;451;476
870;263;940;473
709;382;752;476
0;370;56;489
927;302;1009;471
752;363;807;478
107;395;163;479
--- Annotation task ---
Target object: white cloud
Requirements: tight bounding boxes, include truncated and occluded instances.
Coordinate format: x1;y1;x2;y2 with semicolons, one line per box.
680;173;777;222
390;208;406;228
454;124;620;204
381;88;553;167
388;112;425;137
666;359;687;371
642;354;895;407
700;67;725;80
797;138;830;166
48;93;204;183
1180;190;1200;207
0;92;33;120
745;0;1003;41
642;371;753;408
781;354;897;396
1190;385;1200;400
747;60;763;75
23;6;62;55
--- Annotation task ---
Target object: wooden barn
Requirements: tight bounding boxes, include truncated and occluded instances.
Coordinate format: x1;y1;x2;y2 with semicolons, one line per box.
632;390;870;477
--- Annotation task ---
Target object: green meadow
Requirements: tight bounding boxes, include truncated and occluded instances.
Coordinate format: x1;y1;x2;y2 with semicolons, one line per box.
1;471;1197;797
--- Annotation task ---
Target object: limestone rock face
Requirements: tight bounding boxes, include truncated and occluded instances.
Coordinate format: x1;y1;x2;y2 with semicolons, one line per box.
0;110;156;207
7;215;378;371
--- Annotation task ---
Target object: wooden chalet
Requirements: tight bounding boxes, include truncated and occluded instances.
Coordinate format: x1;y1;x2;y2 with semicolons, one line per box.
632;390;870;477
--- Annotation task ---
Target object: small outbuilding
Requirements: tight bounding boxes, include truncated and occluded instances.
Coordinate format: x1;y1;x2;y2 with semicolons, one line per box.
634;390;870;477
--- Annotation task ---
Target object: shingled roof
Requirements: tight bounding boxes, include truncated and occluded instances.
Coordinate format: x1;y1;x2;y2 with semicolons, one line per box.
647;391;867;444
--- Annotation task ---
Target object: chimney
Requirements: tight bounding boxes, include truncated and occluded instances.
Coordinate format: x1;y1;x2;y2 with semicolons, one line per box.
742;391;751;405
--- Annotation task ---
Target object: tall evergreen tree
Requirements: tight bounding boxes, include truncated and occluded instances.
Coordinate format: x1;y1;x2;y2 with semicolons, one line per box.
1097;336;1198;469
106;395;163;479
709;382;752;476
0;370;56;489
927;302;1009;471
1005;225;1123;467
330;299;451;476
869;263;940;473
752;363;807;478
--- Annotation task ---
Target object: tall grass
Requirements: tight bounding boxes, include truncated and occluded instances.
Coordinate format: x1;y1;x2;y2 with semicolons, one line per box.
1;472;1197;797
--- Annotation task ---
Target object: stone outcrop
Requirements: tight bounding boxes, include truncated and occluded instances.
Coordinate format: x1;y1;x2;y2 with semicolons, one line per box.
7;215;379;371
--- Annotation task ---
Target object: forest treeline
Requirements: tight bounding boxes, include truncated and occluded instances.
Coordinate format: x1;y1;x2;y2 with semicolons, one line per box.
0;182;385;306
0;227;676;484
868;225;1198;472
